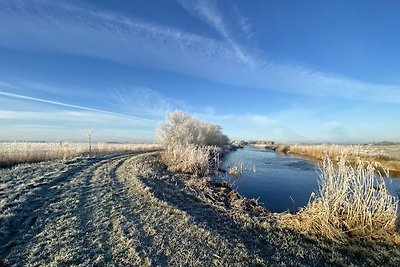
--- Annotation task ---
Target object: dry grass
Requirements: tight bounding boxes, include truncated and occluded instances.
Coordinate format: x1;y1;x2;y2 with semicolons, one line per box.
0;152;263;266
280;155;400;243
228;161;244;177
287;144;400;177
2;151;400;265
161;144;220;175
288;144;366;159
0;141;161;167
157;111;229;176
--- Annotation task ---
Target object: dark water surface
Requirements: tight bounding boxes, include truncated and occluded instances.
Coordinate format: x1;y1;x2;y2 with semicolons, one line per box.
217;146;400;213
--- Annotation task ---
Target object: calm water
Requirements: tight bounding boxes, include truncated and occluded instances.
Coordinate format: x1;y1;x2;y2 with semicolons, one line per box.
217;146;400;213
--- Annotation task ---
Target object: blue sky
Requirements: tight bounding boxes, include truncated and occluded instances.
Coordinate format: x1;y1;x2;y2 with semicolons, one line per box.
0;0;399;143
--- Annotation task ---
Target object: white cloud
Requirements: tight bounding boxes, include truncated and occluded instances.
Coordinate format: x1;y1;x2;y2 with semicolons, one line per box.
107;87;186;118
0;90;158;123
0;109;156;141
177;0;256;69
231;4;254;42
0;124;155;142
0;0;399;105
0;109;154;126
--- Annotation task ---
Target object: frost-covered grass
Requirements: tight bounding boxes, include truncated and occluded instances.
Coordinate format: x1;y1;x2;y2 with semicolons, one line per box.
161;143;220;175
157;111;229;175
2;152;400;266
0;141;161;167
284;144;400;177
280;155;400;244
288;144;372;159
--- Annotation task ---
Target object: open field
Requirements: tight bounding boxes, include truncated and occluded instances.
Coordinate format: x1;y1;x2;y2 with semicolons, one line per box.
253;143;400;177
0;142;161;168
288;144;400;177
2;152;400;266
287;144;400;161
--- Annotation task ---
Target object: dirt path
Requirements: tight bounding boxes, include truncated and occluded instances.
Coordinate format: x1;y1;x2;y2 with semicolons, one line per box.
0;152;257;266
1;152;400;266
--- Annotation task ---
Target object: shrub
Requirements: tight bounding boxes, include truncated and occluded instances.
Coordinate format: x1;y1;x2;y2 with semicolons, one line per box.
157;111;229;175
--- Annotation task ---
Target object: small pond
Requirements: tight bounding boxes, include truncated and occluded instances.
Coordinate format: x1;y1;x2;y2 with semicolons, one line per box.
217;146;400;213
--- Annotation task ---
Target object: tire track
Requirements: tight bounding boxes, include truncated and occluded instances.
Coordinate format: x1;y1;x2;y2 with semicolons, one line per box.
1;153;138;266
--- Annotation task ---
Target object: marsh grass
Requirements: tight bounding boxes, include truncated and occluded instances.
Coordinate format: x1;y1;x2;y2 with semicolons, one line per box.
157;111;229;176
287;144;400;177
161;144;220;175
281;155;399;243
0;142;161;167
228;166;242;177
228;161;244;177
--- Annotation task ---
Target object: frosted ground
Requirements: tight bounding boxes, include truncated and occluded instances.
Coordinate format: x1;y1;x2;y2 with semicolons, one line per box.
1;152;400;266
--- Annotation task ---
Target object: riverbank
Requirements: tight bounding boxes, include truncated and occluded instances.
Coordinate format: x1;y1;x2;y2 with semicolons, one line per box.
117;153;400;266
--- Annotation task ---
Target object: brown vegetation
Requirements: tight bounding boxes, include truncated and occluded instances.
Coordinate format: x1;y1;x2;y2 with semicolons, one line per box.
279;144;400;177
157;111;229;175
0;142;161;168
279;155;400;244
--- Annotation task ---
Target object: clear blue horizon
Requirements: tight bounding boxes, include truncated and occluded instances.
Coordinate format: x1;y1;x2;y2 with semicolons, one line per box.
0;0;399;143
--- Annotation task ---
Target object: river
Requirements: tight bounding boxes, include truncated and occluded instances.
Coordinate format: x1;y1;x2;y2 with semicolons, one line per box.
217;146;400;213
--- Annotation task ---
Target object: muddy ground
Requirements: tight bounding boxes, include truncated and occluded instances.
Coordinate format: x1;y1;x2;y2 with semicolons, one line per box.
1;152;400;266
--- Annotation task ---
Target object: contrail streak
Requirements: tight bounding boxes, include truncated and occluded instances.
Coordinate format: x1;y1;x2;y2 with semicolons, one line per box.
0;91;159;123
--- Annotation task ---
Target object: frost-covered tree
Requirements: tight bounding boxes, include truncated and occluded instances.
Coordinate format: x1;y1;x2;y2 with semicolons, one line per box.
157;111;229;147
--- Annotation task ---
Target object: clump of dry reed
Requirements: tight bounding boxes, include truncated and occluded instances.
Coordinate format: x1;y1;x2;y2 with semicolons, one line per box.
281;155;399;243
162;143;220;175
228;161;244;177
157;111;229;176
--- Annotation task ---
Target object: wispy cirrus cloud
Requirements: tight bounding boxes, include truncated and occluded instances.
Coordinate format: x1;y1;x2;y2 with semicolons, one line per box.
177;0;256;69
108;87;188;118
0;0;399;104
0;90;158;123
232;4;254;40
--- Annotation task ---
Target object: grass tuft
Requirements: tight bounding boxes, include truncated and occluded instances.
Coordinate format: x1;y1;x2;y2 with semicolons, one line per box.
281;155;399;243
161;143;220;175
157;111;229;175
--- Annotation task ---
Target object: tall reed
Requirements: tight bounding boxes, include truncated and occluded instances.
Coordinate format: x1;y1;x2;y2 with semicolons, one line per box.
157;111;229;176
162;143;220;175
286;155;399;243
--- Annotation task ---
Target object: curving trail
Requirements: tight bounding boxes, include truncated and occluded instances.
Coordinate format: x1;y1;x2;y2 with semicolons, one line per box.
0;153;260;266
